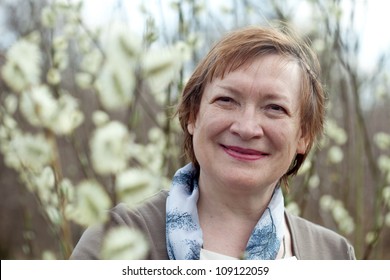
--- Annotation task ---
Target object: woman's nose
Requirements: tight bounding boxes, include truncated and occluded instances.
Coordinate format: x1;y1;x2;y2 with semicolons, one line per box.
229;108;264;140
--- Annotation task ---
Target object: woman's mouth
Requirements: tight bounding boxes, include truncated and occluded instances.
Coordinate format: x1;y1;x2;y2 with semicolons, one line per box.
221;145;269;161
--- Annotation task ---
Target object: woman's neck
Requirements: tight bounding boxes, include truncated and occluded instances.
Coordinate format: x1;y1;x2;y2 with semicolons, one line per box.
196;174;277;257
197;172;276;220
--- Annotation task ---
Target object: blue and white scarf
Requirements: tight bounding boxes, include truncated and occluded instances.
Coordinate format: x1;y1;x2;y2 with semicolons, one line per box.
166;163;285;260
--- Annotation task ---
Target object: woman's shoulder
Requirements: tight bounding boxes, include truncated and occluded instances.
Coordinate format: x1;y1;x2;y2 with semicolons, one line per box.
70;190;169;260
110;190;168;226
286;211;356;260
110;190;169;259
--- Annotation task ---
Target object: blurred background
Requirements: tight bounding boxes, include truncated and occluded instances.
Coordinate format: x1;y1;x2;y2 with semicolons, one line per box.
0;0;389;260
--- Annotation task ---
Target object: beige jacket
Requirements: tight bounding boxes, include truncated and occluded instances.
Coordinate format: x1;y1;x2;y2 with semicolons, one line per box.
70;190;356;260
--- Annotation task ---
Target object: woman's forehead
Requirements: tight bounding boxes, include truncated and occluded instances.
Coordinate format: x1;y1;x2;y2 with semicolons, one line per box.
210;52;302;82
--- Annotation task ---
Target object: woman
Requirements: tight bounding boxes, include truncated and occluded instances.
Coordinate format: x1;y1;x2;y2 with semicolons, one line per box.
71;25;356;260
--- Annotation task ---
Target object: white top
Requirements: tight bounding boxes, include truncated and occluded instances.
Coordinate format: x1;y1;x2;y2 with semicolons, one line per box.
199;248;297;260
200;248;238;260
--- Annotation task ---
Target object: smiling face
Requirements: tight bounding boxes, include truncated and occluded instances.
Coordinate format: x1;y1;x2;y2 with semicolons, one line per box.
187;54;308;193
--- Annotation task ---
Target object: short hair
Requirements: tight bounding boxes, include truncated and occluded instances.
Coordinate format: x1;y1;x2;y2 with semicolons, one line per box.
176;25;326;187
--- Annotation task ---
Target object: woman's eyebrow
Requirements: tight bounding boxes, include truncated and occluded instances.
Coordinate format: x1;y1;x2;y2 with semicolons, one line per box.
215;84;250;98
217;84;291;103
260;92;290;102
216;84;240;93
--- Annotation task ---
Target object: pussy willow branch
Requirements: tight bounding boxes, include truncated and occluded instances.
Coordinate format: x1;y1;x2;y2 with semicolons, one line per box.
318;0;384;259
45;129;73;259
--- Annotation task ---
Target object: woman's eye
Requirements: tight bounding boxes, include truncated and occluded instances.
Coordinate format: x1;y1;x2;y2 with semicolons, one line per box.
213;96;237;109
268;104;287;113
217;96;234;103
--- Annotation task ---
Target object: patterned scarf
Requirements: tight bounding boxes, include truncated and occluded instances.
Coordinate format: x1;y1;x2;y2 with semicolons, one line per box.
166;163;285;260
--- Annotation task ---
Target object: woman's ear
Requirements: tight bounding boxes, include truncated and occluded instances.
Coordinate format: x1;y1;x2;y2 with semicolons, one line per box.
187;122;194;135
297;131;309;155
187;110;199;136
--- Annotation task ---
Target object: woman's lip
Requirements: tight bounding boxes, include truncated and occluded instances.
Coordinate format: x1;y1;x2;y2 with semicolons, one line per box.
221;145;268;160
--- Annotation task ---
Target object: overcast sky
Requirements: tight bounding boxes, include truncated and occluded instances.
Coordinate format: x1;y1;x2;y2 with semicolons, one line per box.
79;0;389;73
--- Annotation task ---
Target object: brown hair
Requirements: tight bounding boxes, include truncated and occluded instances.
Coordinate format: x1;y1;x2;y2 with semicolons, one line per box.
176;25;326;187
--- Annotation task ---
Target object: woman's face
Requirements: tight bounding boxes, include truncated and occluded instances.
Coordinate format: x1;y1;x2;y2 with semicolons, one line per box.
187;54;307;193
